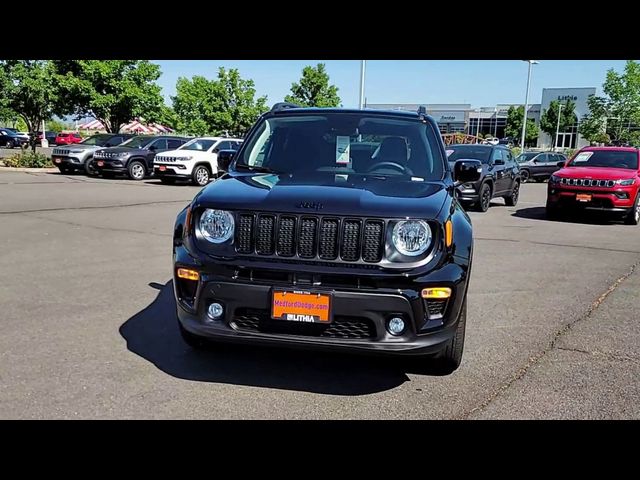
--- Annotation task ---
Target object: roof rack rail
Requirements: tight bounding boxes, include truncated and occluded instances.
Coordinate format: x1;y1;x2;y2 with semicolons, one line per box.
271;102;301;112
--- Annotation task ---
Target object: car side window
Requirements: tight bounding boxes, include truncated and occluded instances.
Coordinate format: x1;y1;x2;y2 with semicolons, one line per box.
503;150;513;163
215;141;230;151
151;139;168;151
167;139;183;150
491;149;502;163
106;136;123;146
73;133;81;139
537;153;549;163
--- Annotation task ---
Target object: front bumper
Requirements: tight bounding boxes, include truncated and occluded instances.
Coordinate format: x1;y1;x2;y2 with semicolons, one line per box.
94;159;128;173
154;165;189;178
547;183;637;213
51;155;85;168
173;258;469;356
456;184;480;203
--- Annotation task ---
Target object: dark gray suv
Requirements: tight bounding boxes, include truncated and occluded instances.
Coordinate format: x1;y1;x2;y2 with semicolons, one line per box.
517;151;567;183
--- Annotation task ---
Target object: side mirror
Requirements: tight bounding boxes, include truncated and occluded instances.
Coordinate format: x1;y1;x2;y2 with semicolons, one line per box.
148;145;156;151
217;149;236;173
557;161;566;168
212;148;220;154
454;159;482;184
493;158;505;165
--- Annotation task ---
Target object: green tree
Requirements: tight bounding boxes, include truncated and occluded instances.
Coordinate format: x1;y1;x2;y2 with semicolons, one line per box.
285;63;341;107
53;60;164;133
504;105;539;146
540;99;577;147
172;68;268;137
0;60;66;151
46;119;67;133
579;60;640;143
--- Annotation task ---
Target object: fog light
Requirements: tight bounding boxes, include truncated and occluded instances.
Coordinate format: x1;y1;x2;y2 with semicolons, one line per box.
207;302;224;320
387;317;405;336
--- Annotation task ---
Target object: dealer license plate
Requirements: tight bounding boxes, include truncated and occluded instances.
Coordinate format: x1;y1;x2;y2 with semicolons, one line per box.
576;194;592;202
271;290;332;323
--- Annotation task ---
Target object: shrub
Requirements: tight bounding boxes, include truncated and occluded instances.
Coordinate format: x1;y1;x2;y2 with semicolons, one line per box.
3;151;52;168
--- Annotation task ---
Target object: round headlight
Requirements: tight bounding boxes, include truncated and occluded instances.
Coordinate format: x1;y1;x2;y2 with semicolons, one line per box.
392;220;431;256
198;209;234;243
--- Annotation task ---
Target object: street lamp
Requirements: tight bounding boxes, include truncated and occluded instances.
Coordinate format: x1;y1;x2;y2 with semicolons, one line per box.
494;107;498;137
359;60;366;109
554;103;564;150
520;60;538;150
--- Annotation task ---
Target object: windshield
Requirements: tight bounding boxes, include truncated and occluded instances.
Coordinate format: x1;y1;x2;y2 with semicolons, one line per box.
447;146;492;164
80;134;113;146
236;113;445;180
119;136;153;149
180;138;216;152
568;150;638;170
516;153;538;163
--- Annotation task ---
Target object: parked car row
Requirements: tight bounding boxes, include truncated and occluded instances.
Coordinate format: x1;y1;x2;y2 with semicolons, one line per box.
0;127;29;148
445;142;640;225
51;133;243;185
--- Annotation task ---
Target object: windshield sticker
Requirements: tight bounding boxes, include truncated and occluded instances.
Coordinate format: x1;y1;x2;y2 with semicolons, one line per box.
411;177;424;182
573;152;593;162
335;136;351;164
446;149;454;157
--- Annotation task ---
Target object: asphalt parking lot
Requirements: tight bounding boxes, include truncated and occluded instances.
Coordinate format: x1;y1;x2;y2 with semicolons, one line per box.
1;170;639;419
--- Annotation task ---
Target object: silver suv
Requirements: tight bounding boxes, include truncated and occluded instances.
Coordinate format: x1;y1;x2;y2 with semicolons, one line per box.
51;133;134;175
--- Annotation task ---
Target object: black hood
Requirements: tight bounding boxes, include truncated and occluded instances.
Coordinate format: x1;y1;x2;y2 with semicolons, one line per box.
192;172;449;219
97;146;147;155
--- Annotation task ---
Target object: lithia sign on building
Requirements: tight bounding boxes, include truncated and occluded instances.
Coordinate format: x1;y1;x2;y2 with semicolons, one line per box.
558;95;578;101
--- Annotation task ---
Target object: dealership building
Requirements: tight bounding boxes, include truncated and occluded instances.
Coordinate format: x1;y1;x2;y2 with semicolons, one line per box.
367;87;597;149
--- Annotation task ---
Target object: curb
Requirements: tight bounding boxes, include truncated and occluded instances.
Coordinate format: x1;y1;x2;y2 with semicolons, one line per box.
0;165;58;173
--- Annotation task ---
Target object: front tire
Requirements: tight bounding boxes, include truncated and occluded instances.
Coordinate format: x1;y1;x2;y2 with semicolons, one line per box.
128;160;146;181
520;169;530;183
474;183;492;212
192;165;211;186
504;180;520;206
428;300;467;375
624;194;640;225
84;156;97;176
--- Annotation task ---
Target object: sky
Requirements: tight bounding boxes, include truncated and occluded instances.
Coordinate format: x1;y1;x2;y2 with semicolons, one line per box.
153;60;630;109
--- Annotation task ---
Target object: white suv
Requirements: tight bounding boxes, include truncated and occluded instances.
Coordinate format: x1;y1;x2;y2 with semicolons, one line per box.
153;137;243;186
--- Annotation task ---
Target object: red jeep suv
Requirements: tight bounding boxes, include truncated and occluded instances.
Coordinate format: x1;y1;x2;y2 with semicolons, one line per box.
55;131;83;145
546;146;640;225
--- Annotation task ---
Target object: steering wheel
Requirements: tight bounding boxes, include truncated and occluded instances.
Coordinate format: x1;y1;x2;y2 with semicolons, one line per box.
366;161;411;175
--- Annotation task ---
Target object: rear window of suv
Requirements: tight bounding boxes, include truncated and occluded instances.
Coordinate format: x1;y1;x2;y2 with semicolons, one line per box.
568;150;638;170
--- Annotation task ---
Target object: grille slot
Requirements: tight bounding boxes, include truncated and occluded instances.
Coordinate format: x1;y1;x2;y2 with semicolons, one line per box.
236;214;254;254
362;221;384;262
256;215;276;255
298;217;318;258
341;220;362;261
319;219;339;259
276;216;296;257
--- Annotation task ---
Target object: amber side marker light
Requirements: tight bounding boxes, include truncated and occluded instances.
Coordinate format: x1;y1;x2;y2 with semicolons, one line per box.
445;220;453;247
421;287;452;299
177;268;199;281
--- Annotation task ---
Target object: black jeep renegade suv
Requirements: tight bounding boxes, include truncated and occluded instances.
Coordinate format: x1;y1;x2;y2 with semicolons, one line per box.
172;104;481;373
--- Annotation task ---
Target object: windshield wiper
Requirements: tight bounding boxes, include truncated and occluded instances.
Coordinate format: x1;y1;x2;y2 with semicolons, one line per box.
235;164;281;174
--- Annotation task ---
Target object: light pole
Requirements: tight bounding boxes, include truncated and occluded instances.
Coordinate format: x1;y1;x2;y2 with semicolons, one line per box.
494;107;498;137
520;60;538;150
359;60;366;109
554;103;564;150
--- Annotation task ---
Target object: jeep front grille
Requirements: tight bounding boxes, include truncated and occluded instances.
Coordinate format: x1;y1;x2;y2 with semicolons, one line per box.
560;178;615;187
235;213;385;264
